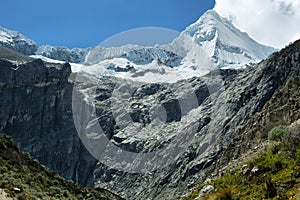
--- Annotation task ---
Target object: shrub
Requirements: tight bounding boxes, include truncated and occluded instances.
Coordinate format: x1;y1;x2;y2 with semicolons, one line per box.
268;125;288;141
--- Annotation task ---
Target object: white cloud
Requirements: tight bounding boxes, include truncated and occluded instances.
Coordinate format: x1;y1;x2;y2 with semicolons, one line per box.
214;0;300;48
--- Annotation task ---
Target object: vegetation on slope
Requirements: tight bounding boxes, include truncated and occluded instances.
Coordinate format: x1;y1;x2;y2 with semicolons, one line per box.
0;134;123;200
182;122;300;200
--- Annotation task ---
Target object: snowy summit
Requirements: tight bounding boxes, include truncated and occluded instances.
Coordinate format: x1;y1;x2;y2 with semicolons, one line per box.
182;10;276;69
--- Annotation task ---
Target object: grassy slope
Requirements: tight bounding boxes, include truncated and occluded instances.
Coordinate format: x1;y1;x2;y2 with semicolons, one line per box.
182;123;300;200
0;134;123;200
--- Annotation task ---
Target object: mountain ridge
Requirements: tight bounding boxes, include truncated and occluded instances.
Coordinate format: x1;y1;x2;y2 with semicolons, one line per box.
0;10;277;77
0;26;38;55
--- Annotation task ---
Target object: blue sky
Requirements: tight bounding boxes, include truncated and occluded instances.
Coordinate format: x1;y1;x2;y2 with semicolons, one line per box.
0;0;215;48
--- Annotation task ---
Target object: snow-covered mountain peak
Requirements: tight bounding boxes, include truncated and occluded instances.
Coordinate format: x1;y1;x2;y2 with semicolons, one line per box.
0;26;36;45
31;9;277;83
0;9;278;82
185;10;246;45
31;9;276;71
182;10;277;68
0;26;37;55
187;10;221;38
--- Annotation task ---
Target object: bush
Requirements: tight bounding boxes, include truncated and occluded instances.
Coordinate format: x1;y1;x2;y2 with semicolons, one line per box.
268;125;288;141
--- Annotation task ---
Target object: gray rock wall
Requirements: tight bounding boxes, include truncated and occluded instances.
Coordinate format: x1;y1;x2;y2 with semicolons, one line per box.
0;56;96;187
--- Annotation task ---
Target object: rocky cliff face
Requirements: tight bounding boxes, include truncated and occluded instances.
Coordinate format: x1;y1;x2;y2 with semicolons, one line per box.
0;46;97;187
217;40;300;167
0;39;299;200
71;40;299;199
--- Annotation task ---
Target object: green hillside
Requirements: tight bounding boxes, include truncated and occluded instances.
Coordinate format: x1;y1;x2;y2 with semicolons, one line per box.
0;134;123;200
182;122;300;200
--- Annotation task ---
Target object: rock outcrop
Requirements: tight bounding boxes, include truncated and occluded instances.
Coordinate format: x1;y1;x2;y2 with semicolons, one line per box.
0;46;97;187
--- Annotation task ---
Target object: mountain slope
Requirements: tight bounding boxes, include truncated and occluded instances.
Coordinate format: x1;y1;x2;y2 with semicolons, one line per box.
0;134;124;200
0;26;38;55
183;40;300;199
0;38;298;199
218;40;300;166
182;122;300;199
72;39;298;199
